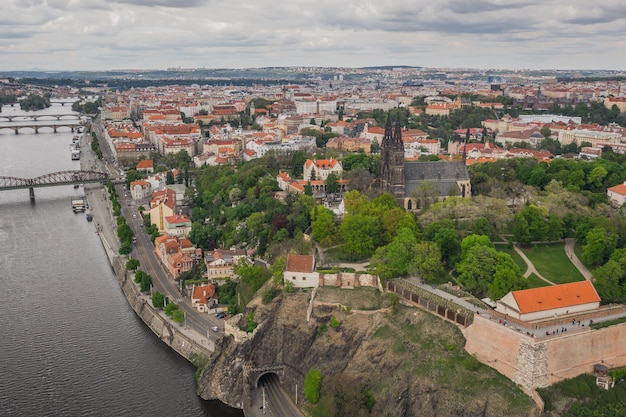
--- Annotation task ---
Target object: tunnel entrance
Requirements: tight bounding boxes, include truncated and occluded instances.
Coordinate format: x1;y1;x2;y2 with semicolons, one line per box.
256;371;280;388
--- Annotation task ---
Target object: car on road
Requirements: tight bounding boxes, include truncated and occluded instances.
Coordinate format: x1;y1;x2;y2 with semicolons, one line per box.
215;311;226;319
132;213;137;218
211;326;219;332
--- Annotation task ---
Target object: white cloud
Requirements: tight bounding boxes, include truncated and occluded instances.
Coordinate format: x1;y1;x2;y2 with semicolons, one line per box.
0;0;625;71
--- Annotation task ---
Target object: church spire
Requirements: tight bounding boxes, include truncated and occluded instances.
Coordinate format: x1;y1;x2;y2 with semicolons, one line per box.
394;113;402;145
381;114;393;148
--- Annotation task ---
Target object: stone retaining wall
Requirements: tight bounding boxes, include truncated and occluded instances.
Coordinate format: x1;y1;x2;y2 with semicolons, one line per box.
465;314;626;390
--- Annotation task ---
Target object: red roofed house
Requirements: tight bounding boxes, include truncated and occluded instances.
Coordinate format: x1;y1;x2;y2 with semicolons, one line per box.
607;182;626;208
283;254;319;288
164;214;192;237
303;158;343;181
136;159;154;174
191;283;218;313
130;179;152;201
495;281;601;322
154;235;200;278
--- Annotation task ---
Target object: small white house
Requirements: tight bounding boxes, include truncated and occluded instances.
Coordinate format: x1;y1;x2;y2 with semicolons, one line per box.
283;254;319;288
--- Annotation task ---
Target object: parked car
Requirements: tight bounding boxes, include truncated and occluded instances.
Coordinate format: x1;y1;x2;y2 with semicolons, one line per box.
215;311;226;319
211;326;219;332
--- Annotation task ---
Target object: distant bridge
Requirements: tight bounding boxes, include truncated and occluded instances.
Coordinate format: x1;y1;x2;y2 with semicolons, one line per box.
0;120;82;134
0;114;80;122
0;170;110;201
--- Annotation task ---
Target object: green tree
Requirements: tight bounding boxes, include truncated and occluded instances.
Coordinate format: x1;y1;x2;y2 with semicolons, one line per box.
172;309;185;325
592;260;624;303
310;206;339;246
582;227;608;266
325;172;339;193
456;245;499;296
304;368;323;404
151;291;166;308
125;258;140;271
460;234;493;260
290;150;307;178
341;214;381;259
410;241;443;282
488;261;525;300
164;302;179;316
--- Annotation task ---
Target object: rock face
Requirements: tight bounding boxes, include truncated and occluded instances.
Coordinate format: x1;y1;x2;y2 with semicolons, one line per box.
197;290;538;417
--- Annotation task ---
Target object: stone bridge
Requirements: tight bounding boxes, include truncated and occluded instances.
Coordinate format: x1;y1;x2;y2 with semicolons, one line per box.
0;114;80;122
0;120;82;134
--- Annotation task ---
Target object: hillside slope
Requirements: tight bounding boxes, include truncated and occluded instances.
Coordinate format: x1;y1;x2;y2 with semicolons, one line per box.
197;287;538;417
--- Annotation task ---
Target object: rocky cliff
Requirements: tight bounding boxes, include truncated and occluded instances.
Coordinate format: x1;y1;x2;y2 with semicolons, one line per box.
197;287;539;417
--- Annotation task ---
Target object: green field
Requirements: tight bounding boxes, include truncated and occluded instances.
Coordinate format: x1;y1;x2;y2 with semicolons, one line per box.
525;273;552;289
520;244;585;284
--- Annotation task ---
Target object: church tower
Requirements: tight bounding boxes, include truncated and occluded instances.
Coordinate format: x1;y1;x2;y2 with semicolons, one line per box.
379;113;405;203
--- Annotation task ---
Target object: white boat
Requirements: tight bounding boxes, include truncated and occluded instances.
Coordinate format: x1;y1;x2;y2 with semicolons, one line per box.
71;198;86;213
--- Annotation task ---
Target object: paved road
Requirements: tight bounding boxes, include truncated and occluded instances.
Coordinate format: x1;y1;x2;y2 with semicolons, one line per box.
85;119;224;342
247;374;304;417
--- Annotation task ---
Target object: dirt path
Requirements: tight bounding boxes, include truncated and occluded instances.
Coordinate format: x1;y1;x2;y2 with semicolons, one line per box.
564;238;593;280
512;245;555;285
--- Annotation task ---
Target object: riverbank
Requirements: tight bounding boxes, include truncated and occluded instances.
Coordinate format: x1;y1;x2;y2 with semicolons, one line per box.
80;129;213;366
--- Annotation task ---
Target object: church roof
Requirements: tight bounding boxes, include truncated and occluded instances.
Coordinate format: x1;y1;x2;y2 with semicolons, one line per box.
403;161;470;197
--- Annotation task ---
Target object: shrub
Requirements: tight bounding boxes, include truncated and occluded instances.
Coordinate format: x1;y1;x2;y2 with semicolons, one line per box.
317;323;328;337
462;354;480;371
164;302;179;316
261;287;280;304
304;368;323;404
330;316;340;330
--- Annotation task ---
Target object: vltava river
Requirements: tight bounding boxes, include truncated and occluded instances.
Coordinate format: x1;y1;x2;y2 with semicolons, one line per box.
0;103;241;416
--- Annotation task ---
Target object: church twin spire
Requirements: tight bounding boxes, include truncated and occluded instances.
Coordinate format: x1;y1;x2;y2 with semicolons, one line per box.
381;113;404;151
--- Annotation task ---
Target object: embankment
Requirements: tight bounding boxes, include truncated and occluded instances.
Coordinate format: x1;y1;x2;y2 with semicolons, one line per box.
91;189;212;365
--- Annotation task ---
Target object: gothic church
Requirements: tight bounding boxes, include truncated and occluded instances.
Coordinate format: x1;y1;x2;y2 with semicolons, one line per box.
379;114;471;210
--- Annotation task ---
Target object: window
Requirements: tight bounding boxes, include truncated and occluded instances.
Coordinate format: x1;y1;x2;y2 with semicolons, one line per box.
302;277;306;280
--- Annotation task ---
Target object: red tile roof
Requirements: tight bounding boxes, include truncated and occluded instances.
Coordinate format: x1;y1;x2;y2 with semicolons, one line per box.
511;281;600;314
286;254;314;273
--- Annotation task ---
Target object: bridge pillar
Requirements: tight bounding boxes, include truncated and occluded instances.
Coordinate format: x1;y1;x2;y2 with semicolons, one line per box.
54;126;57;133
29;187;35;202
35;127;39;134
14;128;18;134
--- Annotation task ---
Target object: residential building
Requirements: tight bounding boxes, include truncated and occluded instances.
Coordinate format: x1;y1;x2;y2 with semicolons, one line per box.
164;215;192;237
130;180;152;201
191;284;218;313
204;248;247;280
607;182;626;208
303;158;343;181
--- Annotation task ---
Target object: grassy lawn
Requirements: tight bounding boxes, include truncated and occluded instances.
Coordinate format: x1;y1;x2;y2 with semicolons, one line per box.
520;243;585;284
525;273;552;289
496;247;528;275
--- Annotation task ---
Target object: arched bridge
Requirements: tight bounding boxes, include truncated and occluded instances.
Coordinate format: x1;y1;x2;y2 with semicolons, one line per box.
0;170;110;201
0;114;80;122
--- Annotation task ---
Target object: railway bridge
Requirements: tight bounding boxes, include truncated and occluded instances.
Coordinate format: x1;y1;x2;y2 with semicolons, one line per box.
0;170;110;201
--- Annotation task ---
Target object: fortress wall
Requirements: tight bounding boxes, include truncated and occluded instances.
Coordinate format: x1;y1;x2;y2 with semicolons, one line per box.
465;315;626;389
463;315;527;383
544;323;626;385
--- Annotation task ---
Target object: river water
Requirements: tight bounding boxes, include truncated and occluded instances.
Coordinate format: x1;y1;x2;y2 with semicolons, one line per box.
0;103;241;417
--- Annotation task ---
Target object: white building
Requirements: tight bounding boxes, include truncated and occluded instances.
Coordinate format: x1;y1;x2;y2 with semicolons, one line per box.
130;180;152;201
283;254;319;288
495;281;600;322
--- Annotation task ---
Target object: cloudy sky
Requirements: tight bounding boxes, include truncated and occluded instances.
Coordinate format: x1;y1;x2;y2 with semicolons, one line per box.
2;0;626;71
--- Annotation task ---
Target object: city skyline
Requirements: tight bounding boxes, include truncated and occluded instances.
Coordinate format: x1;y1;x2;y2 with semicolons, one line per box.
2;0;626;72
